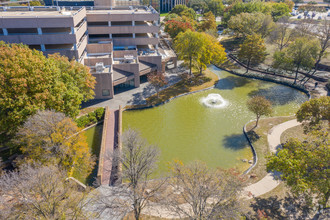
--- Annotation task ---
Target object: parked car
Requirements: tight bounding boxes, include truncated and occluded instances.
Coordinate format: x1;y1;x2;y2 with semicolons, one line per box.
318;16;322;20
298;15;302;19
328;12;330;17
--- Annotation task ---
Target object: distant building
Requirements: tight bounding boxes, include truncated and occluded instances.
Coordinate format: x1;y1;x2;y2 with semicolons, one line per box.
160;0;187;12
0;0;176;99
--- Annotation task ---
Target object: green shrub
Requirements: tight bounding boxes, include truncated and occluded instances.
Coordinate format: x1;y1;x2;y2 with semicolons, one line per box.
95;107;105;120
75;107;105;128
76;115;90;128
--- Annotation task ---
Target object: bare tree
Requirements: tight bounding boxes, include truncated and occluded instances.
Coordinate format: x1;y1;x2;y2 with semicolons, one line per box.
268;17;297;51
0;164;95;220
164;161;245;219
99;129;166;220
301;19;330;84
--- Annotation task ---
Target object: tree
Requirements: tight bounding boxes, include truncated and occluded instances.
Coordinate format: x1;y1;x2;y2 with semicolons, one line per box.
0;165;94;219
228;12;275;38
268;16;296;51
104;129;165;220
296;96;330;132
170;5;197;20
267;131;329;210
0;42;95;143
175;31;227;75
247;96;273;127
303;19;330;84
14;110;94;179
164;17;195;39
196;33;227;74
270;2;291;21
175;30;204;75
238;34;267;72
205;0;225;17
199;11;217;32
147;72;168;98
272;37;320;84
164;161;244;219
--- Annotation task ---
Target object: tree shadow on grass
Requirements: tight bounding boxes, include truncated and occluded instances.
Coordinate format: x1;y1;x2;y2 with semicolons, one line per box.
246;130;260;143
215;76;250;90
222;133;250;151
249;193;313;220
247;85;305;106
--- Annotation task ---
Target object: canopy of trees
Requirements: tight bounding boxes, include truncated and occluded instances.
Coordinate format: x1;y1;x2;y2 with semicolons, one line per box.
223;1;291;25
238;34;267;72
0;165;93;219
267;131;329;210
0;42;95;142
174;30;227;75
228;12;275;38
15;110;94;179
296;96;330;131
187;0;224;16
272;37;320;84
164;161;244;219
164;18;195;39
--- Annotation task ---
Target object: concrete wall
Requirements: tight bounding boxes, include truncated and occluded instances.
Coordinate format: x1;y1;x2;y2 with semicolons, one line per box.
86;43;113;54
92;72;114;99
112;37;158;46
113;50;137;58
88;25;159;34
138;55;162;72
86;13;159;22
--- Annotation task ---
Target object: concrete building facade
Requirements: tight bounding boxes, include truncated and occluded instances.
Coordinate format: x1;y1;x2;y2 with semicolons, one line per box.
0;2;176;99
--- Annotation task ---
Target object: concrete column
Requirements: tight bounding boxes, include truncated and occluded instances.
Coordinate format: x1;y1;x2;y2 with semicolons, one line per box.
3;28;8;36
37;28;42;35
134;73;140;87
41;44;45;51
110;73;114;98
71;27;75;34
108;21;111;26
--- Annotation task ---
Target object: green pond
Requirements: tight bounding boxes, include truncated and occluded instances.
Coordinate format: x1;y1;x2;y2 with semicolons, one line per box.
123;66;308;175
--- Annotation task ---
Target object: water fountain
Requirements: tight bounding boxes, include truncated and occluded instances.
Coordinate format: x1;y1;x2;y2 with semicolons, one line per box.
200;93;228;108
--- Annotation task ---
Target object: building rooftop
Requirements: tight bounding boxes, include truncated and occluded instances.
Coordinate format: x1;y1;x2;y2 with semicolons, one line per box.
0;7;82;17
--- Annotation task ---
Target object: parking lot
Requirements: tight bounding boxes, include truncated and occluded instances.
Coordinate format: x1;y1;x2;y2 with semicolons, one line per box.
290;8;330;20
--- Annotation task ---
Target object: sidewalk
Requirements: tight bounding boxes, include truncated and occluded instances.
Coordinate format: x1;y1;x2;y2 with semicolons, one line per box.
242;119;301;199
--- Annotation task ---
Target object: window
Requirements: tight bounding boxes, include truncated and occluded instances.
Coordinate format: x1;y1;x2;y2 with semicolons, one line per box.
102;89;110;96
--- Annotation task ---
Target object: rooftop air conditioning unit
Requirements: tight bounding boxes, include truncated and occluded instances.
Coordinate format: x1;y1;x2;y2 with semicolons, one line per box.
95;62;105;73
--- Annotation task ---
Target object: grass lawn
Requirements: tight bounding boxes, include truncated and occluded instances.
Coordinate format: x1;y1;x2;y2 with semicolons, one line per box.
160;12;169;17
245;116;295;184
146;68;218;106
281;124;307;143
73;123;103;185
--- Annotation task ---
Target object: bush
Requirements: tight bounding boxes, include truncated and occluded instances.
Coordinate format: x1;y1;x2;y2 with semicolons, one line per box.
75;107;105;128
95;108;105;120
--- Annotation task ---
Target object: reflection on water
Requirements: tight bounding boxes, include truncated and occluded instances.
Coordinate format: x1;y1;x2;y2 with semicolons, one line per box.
123;66;308;175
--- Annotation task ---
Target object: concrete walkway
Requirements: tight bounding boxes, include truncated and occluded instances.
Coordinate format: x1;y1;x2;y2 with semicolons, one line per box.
243;119;301;199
